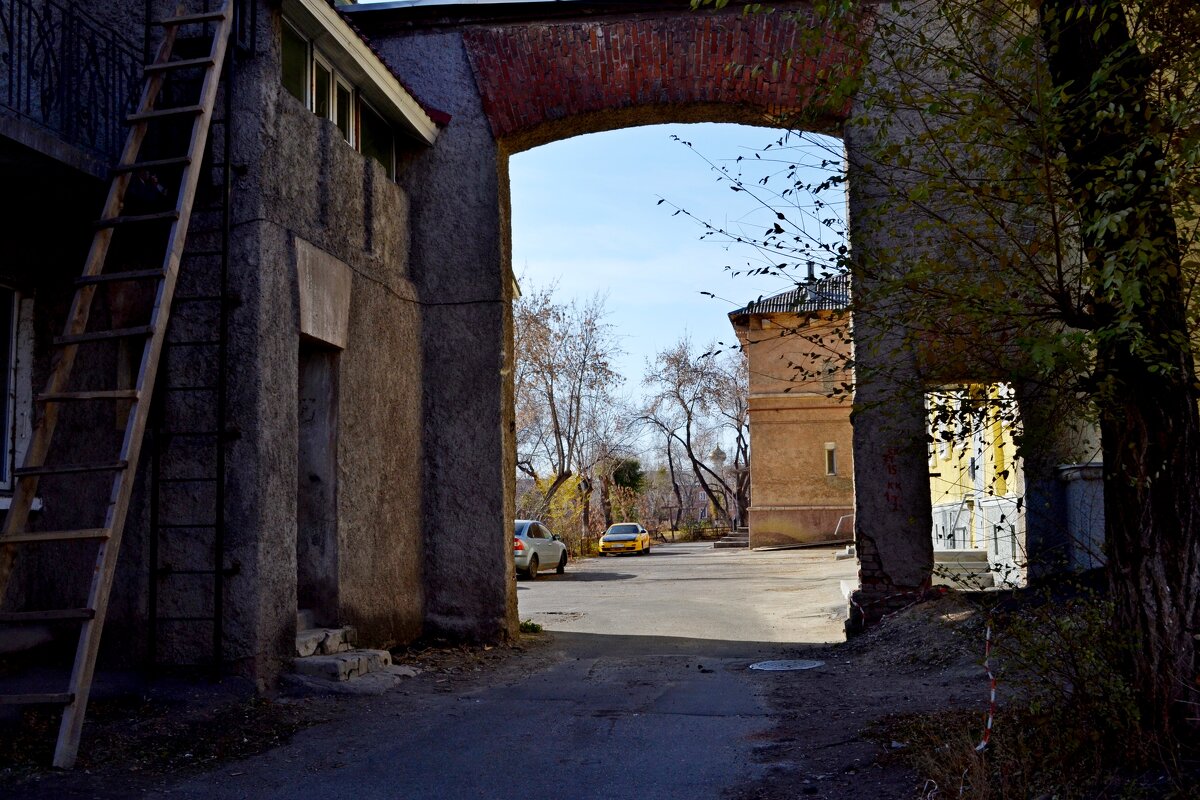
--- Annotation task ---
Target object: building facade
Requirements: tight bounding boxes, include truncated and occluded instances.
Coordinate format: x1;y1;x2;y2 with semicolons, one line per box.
0;0;449;684
728;275;855;548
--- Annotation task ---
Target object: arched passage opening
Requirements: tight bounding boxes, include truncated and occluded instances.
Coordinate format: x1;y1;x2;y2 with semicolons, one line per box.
507;122;858;644
347;0;976;640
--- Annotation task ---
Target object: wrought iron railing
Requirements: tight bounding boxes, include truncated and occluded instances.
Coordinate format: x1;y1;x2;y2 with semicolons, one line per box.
0;0;143;161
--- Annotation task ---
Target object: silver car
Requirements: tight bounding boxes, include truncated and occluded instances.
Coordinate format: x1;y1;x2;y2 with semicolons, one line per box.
513;519;568;579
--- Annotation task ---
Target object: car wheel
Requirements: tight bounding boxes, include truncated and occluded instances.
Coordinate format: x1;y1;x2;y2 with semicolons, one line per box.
526;555;539;579
556;552;567;574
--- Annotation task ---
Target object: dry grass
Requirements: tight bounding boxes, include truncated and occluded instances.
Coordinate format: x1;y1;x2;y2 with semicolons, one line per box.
869;589;1200;800
878;706;1198;800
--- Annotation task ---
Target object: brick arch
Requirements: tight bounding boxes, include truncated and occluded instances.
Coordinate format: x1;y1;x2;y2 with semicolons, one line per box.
462;6;861;152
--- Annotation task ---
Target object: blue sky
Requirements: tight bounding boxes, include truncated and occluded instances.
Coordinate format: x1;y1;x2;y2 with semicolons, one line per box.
510;123;845;389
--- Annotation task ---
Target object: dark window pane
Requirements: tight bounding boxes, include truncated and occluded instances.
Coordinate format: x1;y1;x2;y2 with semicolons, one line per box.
281;22;307;103
313;60;331;119
335;83;352;142
0;289;13;485
360;101;395;179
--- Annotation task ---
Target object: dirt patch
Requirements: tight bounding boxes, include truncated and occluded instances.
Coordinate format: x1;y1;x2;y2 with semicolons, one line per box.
726;592;991;800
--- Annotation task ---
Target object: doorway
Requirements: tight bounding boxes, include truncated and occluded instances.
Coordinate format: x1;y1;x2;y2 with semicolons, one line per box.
297;341;340;626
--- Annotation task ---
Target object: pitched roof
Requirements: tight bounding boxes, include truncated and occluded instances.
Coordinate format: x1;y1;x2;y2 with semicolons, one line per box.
349;1;589;8
729;273;850;317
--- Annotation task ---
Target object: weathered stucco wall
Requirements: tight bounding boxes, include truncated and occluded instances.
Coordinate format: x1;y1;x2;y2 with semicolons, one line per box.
210;11;426;674
88;4;427;677
368;30;517;642
845;1;1086;619
844;1;943;621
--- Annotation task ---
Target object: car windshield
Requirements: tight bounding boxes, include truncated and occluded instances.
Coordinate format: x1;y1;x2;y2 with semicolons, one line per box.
513;521;531;537
609;524;639;534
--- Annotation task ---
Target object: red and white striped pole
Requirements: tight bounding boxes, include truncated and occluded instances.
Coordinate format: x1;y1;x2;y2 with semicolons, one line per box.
976;621;997;751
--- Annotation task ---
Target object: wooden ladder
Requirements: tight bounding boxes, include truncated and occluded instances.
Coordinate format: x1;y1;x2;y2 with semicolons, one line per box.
0;1;234;769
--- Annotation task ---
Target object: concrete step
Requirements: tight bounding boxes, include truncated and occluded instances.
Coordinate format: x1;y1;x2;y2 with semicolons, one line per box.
283;658;420;696
713;539;749;549
934;548;989;564
296;626;357;658
934;549;997;589
933;570;996;590
292;648;393;682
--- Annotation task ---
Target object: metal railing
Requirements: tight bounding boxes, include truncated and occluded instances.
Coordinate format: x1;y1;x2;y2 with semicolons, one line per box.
1;0;143;160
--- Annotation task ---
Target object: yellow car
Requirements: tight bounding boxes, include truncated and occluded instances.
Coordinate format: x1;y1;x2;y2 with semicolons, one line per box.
598;523;651;556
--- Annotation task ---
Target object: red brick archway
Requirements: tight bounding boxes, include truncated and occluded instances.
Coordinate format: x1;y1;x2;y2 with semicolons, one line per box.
458;4;862;150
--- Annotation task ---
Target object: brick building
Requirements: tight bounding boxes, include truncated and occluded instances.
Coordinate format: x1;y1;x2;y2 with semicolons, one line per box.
728;275;855;548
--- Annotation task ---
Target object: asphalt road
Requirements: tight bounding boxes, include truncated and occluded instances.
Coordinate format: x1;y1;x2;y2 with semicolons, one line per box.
36;543;862;800
519;541;857;650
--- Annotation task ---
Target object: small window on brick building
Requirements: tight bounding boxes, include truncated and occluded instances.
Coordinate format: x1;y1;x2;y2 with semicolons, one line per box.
825;442;837;476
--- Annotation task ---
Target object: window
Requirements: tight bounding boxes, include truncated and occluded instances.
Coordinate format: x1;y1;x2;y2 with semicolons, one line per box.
0;288;32;492
282;18;393;171
312;56;332;120
359;100;395;179
281;20;309;104
824;442;838;476
335;78;354;145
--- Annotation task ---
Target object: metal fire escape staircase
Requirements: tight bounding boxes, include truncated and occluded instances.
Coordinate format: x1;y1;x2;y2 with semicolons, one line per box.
0;1;234;769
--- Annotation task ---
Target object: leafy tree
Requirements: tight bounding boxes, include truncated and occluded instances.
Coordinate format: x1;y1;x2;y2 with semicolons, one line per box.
611;458;646;494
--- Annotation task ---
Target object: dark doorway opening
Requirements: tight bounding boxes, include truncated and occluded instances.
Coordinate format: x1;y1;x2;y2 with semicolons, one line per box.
297;341;340;626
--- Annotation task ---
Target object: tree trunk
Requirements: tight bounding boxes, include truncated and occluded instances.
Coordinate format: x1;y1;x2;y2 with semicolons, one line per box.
536;470;573;519
1040;0;1200;735
1099;349;1200;735
580;476;592;553
666;442;684;534
735;469;750;529
600;472;614;528
684;448;732;527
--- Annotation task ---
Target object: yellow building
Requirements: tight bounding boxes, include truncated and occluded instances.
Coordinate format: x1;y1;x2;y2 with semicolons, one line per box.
926;383;1023;578
728;276;855;548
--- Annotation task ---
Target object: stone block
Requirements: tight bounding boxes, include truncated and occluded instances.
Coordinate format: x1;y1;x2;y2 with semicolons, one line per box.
292;648;392;682
294;626;359;657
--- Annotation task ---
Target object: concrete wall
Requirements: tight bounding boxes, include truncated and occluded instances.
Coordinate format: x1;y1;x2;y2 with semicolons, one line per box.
199;7;426;675
1;1;428;679
368;30;516;642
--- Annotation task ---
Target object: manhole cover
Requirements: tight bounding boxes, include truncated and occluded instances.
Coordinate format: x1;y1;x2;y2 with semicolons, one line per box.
748;659;825;671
